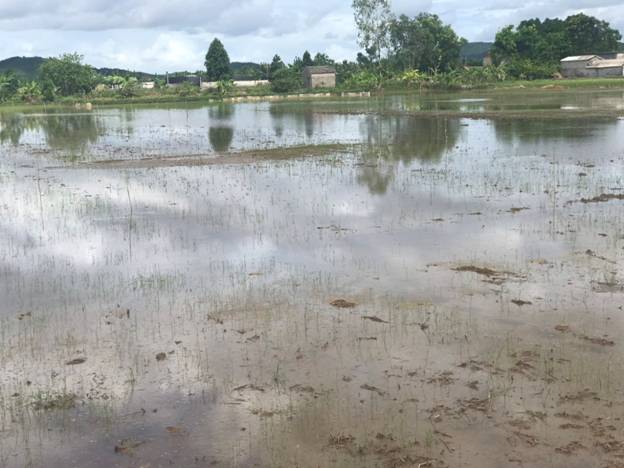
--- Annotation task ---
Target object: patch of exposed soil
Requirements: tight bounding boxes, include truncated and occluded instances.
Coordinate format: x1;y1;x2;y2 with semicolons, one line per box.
61;144;354;170
511;299;532;307
330;299;357;308
579;193;624;204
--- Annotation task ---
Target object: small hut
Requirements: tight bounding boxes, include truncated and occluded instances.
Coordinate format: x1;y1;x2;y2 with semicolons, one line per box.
303;66;336;89
560;56;599;78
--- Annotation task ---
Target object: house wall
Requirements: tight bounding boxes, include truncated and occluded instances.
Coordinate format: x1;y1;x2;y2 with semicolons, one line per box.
561;61;593;78
200;80;270;90
308;73;336;88
589;66;624;78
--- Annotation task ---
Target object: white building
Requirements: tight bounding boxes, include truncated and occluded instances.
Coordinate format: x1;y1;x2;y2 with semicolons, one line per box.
561;55;624;78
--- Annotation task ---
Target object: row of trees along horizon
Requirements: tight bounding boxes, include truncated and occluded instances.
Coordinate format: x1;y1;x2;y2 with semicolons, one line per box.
0;0;622;104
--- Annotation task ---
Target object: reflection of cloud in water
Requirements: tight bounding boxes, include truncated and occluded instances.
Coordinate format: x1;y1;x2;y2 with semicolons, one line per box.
2;102;624;466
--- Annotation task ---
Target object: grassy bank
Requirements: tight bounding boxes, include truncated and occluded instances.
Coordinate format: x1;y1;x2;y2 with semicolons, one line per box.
492;77;624;89
2;77;624;110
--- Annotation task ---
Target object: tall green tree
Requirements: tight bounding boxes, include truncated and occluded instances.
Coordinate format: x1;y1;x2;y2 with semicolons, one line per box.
39;53;96;96
352;0;393;64
492;14;622;64
302;51;313;67
205;38;231;81
389;13;465;72
313;53;334;66
565;14;621;54
269;55;286;80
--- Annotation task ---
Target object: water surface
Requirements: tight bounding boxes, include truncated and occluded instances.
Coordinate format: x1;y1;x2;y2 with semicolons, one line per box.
1;91;624;467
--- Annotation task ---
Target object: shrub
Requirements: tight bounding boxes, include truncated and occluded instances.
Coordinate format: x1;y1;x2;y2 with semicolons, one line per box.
504;59;558;80
216;79;234;97
270;68;301;93
175;83;200;97
344;70;380;91
0;72;19;102
17;81;42;103
117;77;140;98
399;70;427;87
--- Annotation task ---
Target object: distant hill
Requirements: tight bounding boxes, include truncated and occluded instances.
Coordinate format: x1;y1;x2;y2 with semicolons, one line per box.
0;56;46;79
0;56;267;81
460;42;493;64
230;62;266;80
97;67;157;80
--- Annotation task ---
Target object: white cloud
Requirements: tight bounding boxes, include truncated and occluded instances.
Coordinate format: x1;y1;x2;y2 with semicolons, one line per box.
0;0;622;72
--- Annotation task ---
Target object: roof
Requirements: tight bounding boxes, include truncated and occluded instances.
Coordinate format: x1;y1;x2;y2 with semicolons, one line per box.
586;58;624;69
560;55;598;62
303;66;336;75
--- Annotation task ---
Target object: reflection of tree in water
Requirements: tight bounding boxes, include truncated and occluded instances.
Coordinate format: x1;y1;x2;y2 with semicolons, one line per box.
1;112;105;156
269;105;284;137
40;114;103;156
492;118;616;143
207;103;234;152
357;116;461;195
0;113;28;145
357;156;395;195
209;126;234;152
115;107;135;139
269;105;316;138
208;103;235;121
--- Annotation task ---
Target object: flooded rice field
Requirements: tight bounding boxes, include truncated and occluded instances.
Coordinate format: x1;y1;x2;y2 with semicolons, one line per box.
1;89;624;467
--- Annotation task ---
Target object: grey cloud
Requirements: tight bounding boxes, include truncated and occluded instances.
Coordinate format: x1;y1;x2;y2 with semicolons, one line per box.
0;0;623;73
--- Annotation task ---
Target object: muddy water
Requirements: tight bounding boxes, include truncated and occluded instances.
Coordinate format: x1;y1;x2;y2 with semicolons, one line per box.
1;90;624;467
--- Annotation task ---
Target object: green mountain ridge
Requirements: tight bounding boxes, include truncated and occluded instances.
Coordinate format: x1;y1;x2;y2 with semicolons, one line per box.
0;56;47;79
0;45;505;81
0;56;269;81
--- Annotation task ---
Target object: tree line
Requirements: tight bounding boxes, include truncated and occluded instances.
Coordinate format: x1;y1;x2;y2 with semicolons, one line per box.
349;0;622;85
0;2;622;104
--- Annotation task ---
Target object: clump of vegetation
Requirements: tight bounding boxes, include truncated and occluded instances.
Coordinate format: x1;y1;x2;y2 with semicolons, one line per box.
175;82;200;97
0;71;19;102
344;70;381;90
117;77;140;98
16;81;42;103
270;68;302;93
32;391;77;411
39;53;96;97
216;79;234;97
492;14;622;65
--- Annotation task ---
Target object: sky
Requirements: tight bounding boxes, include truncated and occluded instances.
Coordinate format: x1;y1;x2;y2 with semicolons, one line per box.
0;0;622;73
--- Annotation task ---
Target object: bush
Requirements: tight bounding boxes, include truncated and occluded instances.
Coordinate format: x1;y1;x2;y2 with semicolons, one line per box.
399;70;427;87
270;68;301;93
39;53;97;96
175;83;200;97
216;79;234;97
17;81;42;103
117;78;140;98
503;59;558;80
344;71;380;91
0;72;20;102
41;79;57;102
